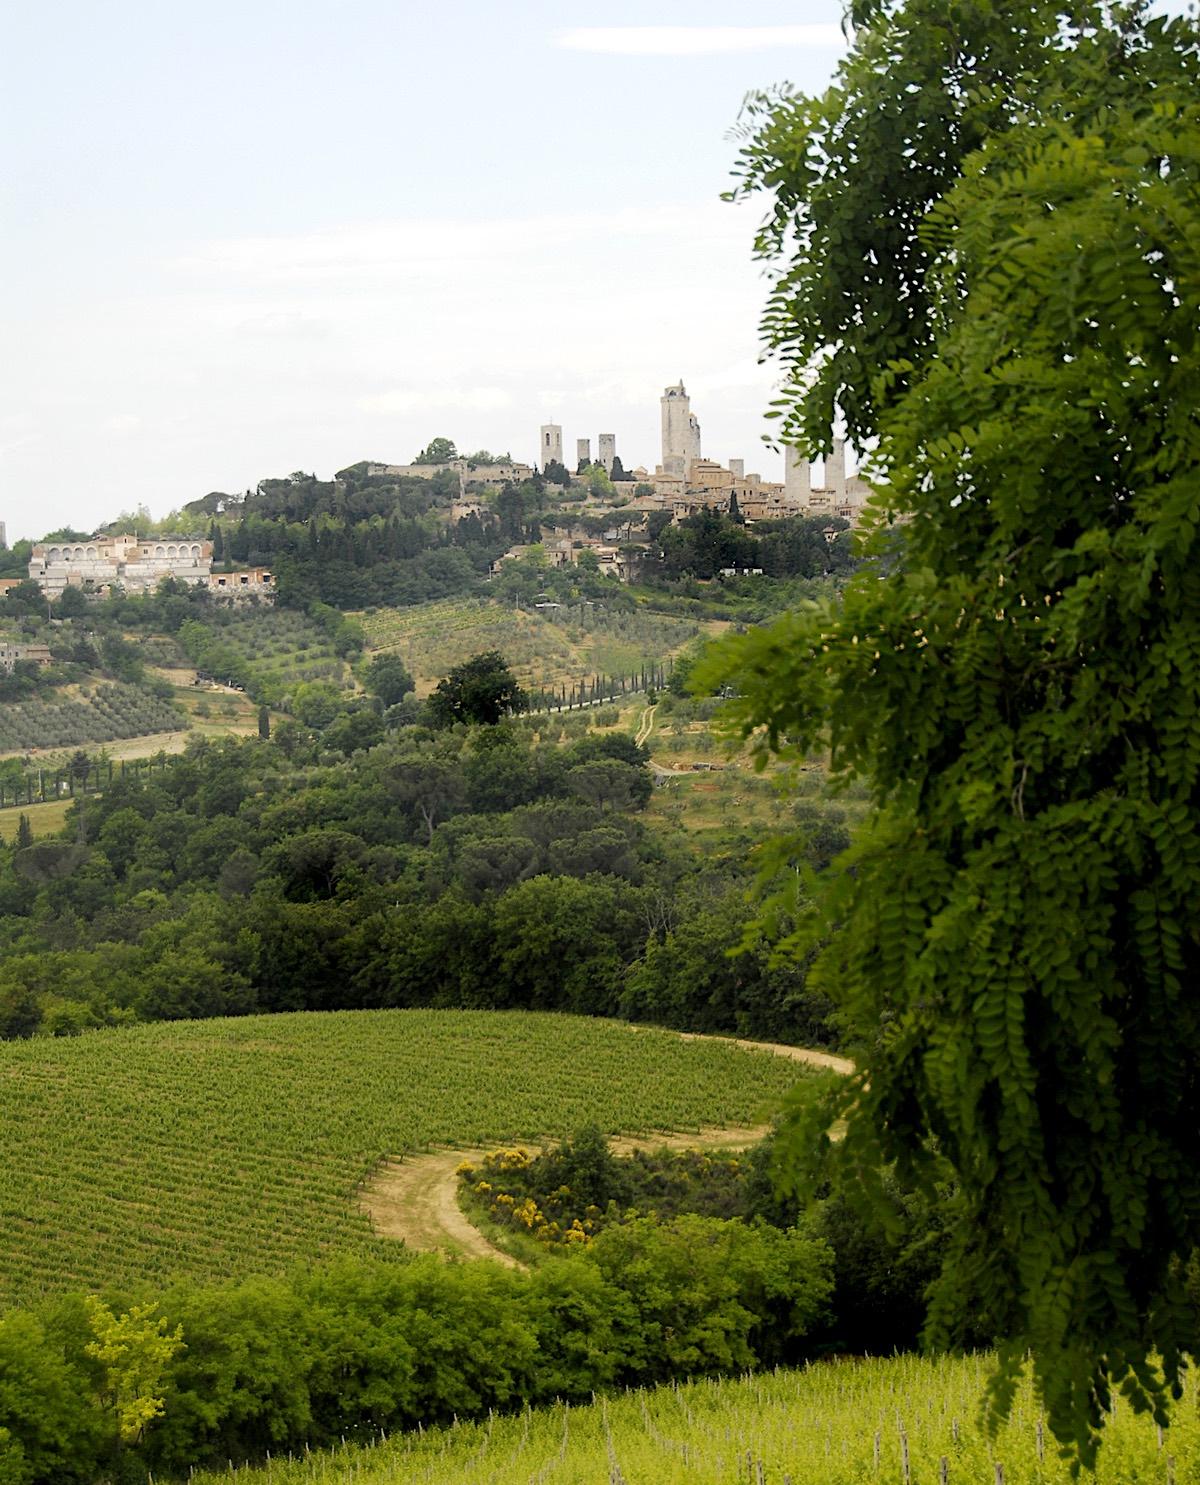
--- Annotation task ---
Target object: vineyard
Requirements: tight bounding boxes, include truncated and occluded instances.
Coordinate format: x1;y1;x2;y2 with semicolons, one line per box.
192;1351;1199;1484
361;598;702;696
0;1009;801;1307
176;608;355;705
0;682;186;754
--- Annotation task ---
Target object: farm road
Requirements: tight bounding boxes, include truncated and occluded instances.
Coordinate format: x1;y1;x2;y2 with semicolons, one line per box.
359;1033;852;1264
634;701;658;747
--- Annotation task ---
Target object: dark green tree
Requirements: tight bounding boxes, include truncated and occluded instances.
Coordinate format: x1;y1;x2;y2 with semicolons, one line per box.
427;651;528;728
364;653;415;708
712;3;1200;1462
728;0;1157;455
257;706;270;741
57;586;88;618
413;437;458;465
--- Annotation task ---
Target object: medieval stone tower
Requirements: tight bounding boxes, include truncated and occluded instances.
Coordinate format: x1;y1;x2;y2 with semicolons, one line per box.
826;437;847;498
784;446;812;507
597;433;616;474
576;438;591;468
539;423;563;471
661;381;701;476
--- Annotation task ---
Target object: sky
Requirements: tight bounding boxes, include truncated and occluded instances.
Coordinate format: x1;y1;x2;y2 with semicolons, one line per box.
1;2;853;540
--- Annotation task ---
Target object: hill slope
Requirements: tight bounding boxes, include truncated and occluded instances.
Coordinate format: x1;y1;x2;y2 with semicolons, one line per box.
0;1009;802;1306
191;1351;1197;1484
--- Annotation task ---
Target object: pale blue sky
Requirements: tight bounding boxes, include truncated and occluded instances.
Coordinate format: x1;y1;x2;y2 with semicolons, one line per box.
2;3;853;537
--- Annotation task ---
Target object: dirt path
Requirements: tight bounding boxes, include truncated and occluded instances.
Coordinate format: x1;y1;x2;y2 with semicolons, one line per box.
634;701;658;748
358;1032;853;1264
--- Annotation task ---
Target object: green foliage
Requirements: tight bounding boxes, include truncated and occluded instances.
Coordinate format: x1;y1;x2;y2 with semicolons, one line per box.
413;436;458;464
427;650;528;727
728;0;1127;452
0;1308;102;1485
0;1225;834;1481
713;2;1200;1462
586;1214;832;1380
460;1129;781;1251
363;651;414;707
83;1296;182;1445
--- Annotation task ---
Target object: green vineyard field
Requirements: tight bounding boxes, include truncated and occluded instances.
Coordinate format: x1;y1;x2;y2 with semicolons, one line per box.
193;1351;1198;1484
361;598;702;695
0;1010;800;1307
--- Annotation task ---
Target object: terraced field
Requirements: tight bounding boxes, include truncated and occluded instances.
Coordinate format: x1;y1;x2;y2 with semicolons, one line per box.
177;609;355;705
0;1010;803;1307
0;682;187;754
361;598;701;696
194;1351;1199;1484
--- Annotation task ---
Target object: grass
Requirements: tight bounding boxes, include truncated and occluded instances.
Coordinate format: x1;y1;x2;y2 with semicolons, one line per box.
0;1009;803;1308
0;798;72;841
190;1351;1199;1484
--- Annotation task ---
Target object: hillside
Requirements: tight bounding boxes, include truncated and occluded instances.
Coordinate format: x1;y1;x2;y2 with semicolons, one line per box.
360;595;704;699
0;1009;803;1307
190;1352;1198;1484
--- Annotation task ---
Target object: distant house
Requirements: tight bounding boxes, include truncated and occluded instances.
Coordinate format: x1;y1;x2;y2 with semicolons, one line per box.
0;641;52;673
208;568;275;600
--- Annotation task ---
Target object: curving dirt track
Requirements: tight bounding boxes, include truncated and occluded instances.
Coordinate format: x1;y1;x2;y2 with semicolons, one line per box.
358;1032;852;1264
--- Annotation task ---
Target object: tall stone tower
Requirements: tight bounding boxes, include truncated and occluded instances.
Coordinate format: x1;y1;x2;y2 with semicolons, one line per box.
597;434;616;474
576;438;591;468
826;438;847;499
784;447;811;507
661;381;700;477
539;423;563;472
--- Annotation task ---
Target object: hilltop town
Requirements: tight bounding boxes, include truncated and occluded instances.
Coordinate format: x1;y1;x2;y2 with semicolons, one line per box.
1;380;868;606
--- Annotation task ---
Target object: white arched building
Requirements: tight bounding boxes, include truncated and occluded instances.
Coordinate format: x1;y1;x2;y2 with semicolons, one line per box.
29;533;212;596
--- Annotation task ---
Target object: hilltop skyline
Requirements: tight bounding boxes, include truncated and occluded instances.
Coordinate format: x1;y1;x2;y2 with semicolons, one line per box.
2;3;852;541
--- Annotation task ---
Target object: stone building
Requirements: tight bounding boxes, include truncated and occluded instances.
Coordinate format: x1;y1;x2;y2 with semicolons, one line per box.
660;382;701;477
29;533;212;597
0;641;52;673
365;459;533;492
208;567;275;600
783;438;872;521
597;434;616;474
539;424;564;472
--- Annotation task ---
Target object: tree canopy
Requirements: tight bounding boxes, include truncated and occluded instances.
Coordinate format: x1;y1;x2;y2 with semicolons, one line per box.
728;0;1185;454
413;437;458;465
713;0;1200;1463
426;651;529;728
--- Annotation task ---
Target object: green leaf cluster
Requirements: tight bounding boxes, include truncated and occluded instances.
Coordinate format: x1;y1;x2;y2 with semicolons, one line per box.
714;3;1200;1464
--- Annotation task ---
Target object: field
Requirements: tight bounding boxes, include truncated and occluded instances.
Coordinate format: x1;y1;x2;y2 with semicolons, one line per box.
0;682;187;754
361;598;702;696
177;608;355;704
0;1009;803;1308
193;1351;1199;1484
0;798;71;841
